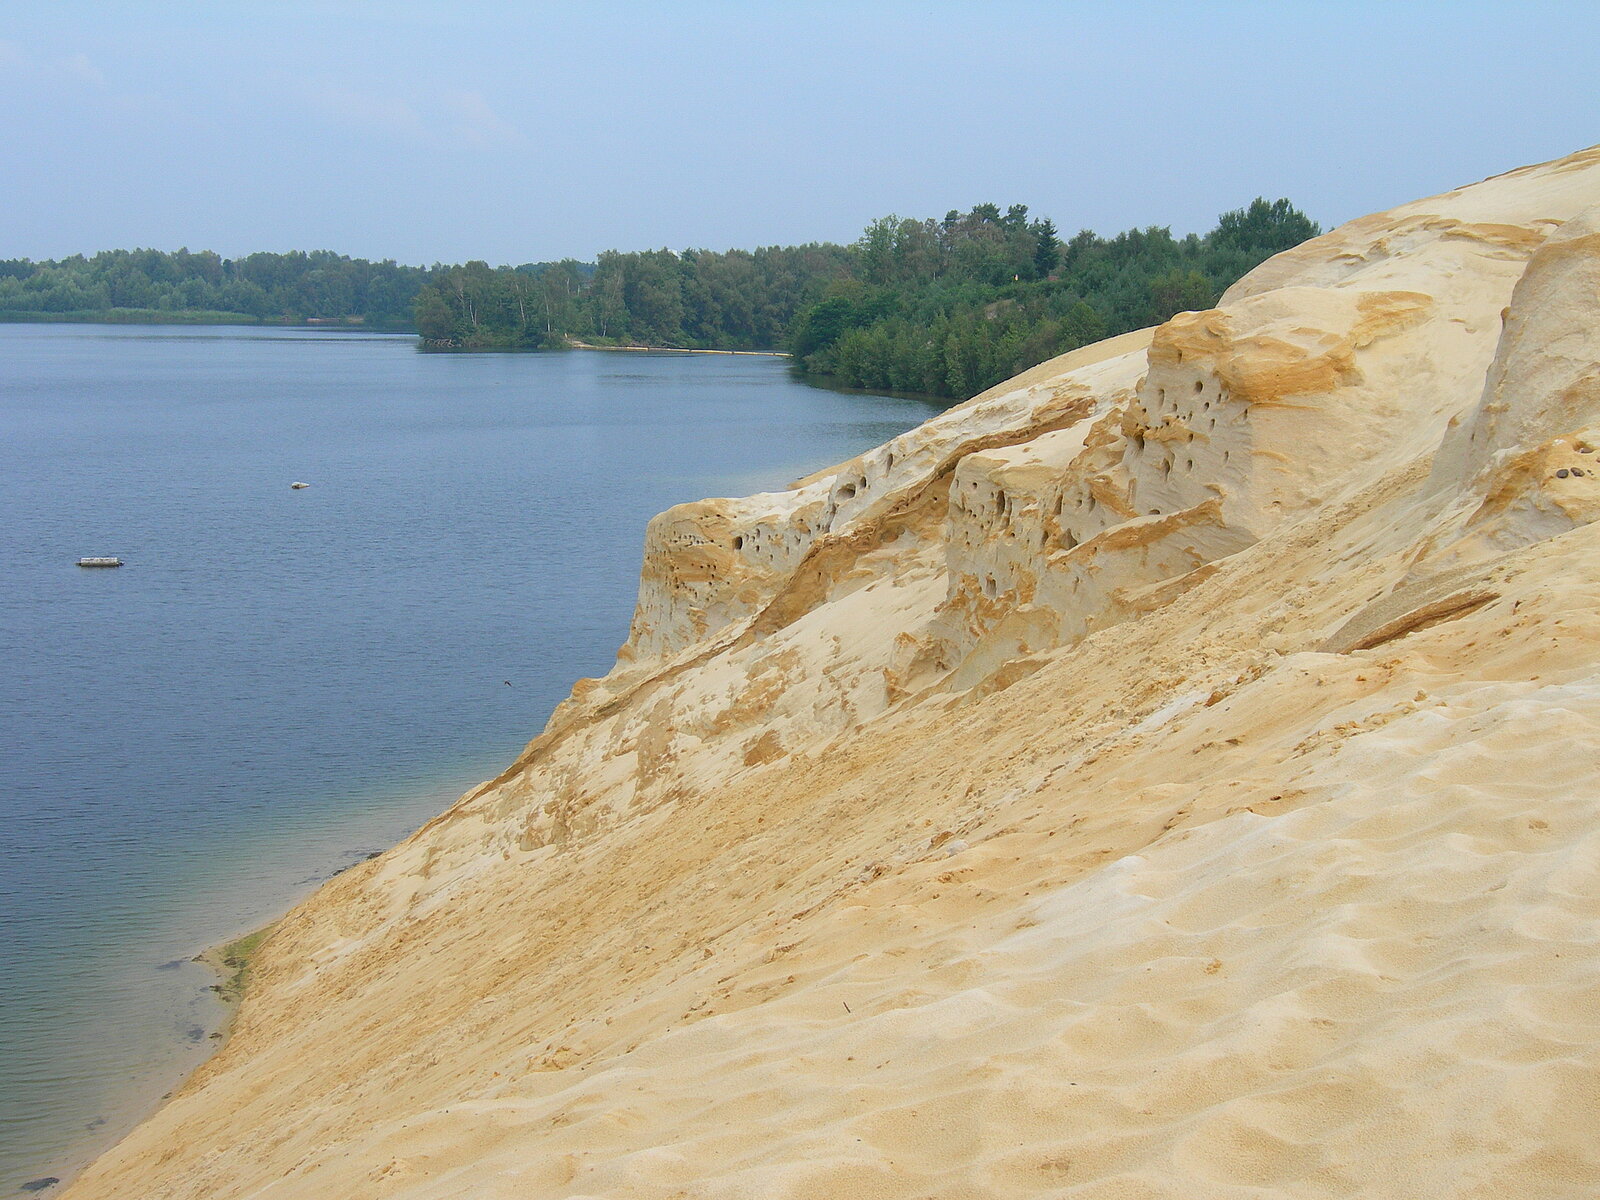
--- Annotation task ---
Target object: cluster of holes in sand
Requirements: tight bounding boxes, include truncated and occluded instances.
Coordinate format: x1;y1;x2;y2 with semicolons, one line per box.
821;471;870;530
942;390;1257;623
974;370;1251;574
950;463;1136;608
729;521;803;562
952;474;1060;557
823;443;914;528
1125;371;1247;515
933;365;1290;642
660;528;713;551
944;475;1046;604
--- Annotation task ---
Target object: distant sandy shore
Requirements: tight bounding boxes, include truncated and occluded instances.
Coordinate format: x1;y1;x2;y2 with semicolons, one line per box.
567;338;788;357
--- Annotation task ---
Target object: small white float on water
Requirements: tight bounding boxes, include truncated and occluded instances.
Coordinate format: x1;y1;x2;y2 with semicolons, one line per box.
77;557;123;568
290;481;310;489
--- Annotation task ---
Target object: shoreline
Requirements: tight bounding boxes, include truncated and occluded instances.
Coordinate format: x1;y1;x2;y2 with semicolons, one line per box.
0;311;411;331
15;835;395;1199
9;923;277;1199
195;922;279;1011
4;318;793;357
566;339;788;357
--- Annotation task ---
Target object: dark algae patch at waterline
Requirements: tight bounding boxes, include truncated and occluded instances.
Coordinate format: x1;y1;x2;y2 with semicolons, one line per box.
198;924;279;1008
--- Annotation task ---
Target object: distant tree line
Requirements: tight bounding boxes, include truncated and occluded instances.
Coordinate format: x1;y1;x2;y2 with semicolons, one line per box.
411;244;853;351
1;197;1318;400
409;197;1318;398
0;249;428;328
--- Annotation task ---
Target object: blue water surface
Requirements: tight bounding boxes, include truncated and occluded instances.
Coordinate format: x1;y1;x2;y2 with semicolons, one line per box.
0;324;941;1194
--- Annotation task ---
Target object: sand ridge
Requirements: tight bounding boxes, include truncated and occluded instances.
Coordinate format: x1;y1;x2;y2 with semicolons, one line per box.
61;145;1600;1198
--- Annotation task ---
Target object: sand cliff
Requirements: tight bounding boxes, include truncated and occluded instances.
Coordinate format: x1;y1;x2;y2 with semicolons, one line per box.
65;146;1600;1198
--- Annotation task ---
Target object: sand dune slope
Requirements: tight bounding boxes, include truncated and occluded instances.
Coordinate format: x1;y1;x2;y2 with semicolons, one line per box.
64;146;1600;1199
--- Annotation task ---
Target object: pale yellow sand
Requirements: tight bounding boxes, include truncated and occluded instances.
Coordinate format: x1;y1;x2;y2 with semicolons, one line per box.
63;145;1600;1199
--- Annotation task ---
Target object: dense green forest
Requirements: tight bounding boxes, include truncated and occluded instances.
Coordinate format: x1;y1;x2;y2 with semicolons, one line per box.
785;198;1320;397
411;197;1318;398
0;249;430;328
3;196;1318;400
412;244;853;351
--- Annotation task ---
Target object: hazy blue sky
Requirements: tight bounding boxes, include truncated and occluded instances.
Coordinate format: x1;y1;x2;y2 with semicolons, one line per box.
4;1;1597;265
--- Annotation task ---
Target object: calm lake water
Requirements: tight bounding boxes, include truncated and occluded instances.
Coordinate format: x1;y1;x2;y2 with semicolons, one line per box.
0;324;941;1194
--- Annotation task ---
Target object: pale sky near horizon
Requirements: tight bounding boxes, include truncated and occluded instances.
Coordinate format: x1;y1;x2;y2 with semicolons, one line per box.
3;0;1597;266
